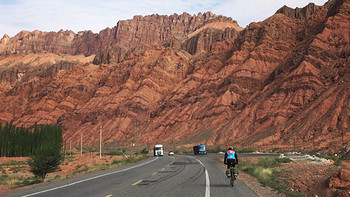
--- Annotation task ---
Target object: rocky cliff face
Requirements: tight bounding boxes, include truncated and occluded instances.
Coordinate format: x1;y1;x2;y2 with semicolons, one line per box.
276;3;323;20
115;12;213;48
0;30;76;54
216;0;350;150
92;13;242;64
0;12;240;58
182;23;240;55
0;0;349;152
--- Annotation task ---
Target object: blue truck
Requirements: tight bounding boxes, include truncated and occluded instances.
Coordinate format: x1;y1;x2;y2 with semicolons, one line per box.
193;144;207;155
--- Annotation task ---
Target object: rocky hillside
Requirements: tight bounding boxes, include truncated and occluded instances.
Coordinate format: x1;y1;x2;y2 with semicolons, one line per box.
0;12;240;57
0;0;349;152
218;0;350;149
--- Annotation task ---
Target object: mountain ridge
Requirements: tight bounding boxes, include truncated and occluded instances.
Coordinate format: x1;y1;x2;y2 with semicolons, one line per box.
0;0;349;152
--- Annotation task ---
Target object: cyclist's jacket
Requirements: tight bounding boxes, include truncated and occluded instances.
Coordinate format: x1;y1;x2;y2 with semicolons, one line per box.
226;150;236;159
224;150;238;165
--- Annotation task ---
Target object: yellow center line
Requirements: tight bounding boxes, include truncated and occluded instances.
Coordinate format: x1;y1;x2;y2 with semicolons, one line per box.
132;179;143;186
152;172;158;175
105;195;112;197
161;168;165;171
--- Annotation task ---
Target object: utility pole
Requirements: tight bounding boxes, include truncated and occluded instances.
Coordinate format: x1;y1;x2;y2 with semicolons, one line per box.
293;136;296;152
80;133;83;157
100;125;102;159
312;129;316;150
341;128;345;147
63;141;66;162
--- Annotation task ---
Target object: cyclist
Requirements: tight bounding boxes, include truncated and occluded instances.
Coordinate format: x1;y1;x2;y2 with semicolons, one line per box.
224;146;238;177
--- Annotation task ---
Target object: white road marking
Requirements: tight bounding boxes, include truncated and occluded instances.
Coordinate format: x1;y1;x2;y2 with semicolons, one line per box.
195;158;211;197
22;157;158;197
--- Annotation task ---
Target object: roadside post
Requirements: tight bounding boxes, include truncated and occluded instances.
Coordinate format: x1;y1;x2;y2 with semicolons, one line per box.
100;125;103;159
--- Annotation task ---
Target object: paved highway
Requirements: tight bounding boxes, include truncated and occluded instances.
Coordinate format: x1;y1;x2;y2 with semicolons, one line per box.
4;154;257;197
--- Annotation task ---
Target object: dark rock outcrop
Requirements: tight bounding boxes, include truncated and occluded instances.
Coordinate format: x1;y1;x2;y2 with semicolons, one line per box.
276;3;323;20
182;27;239;55
92;43;129;64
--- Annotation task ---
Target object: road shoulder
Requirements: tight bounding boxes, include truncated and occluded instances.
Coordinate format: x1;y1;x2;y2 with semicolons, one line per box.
238;171;285;197
209;153;286;197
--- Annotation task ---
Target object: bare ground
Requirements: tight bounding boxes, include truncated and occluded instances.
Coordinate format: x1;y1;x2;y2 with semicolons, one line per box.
0;153;124;196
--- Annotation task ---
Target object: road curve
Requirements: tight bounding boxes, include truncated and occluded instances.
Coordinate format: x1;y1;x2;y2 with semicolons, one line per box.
4;154;257;197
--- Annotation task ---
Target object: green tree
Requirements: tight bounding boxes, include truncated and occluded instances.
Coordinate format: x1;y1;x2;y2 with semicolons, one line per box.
28;147;63;181
28;124;63;181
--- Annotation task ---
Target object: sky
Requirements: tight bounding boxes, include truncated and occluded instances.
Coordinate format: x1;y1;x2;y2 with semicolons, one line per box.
0;0;328;38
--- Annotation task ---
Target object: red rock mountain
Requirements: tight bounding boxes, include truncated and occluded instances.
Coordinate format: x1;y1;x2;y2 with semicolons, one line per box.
0;0;349;152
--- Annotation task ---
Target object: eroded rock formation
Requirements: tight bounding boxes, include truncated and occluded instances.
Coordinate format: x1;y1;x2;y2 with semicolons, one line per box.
0;0;349;152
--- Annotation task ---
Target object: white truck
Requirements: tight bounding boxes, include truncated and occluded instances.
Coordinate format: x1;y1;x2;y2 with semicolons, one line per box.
153;144;164;156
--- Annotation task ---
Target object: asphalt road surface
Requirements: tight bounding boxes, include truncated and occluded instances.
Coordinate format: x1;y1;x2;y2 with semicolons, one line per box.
4;154;257;197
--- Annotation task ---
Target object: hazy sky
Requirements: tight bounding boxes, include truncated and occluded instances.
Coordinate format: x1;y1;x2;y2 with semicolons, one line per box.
0;0;328;38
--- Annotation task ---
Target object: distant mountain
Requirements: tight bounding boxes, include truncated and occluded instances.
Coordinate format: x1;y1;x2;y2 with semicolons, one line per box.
0;0;348;152
0;12;240;58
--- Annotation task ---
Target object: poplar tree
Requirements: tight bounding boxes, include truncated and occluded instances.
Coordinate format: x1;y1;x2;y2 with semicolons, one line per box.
0;122;63;181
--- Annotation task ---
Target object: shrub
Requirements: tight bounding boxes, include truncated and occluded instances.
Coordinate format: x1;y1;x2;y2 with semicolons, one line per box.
0;166;6;174
28;147;63;181
207;146;226;153
9;166;25;173
238;157;302;197
270;147;281;152
28;124;63;181
236;147;255;153
315;154;345;166
0;175;40;186
112;155;146;166
54;175;61;180
73;164;110;175
276;157;292;163
258;157;279;168
1;161;27;166
111;159;124;165
72;168;89;176
105;151;124;156
140;148;149;155
253;167;273;183
0;175;9;185
237;159;255;173
17;177;42;187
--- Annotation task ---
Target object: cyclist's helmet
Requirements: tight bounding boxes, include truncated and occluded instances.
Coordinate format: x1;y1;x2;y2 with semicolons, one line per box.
228;146;233;150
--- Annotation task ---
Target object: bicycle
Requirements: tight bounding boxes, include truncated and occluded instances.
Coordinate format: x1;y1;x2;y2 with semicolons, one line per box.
226;165;237;187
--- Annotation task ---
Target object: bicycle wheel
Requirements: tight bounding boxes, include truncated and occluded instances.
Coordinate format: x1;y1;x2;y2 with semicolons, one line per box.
230;170;234;187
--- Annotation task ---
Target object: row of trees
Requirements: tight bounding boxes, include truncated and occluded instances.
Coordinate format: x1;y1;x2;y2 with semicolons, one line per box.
0;122;62;157
0;121;63;180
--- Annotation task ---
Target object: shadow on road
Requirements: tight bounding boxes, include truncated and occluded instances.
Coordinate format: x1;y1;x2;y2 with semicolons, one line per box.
210;184;233;188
